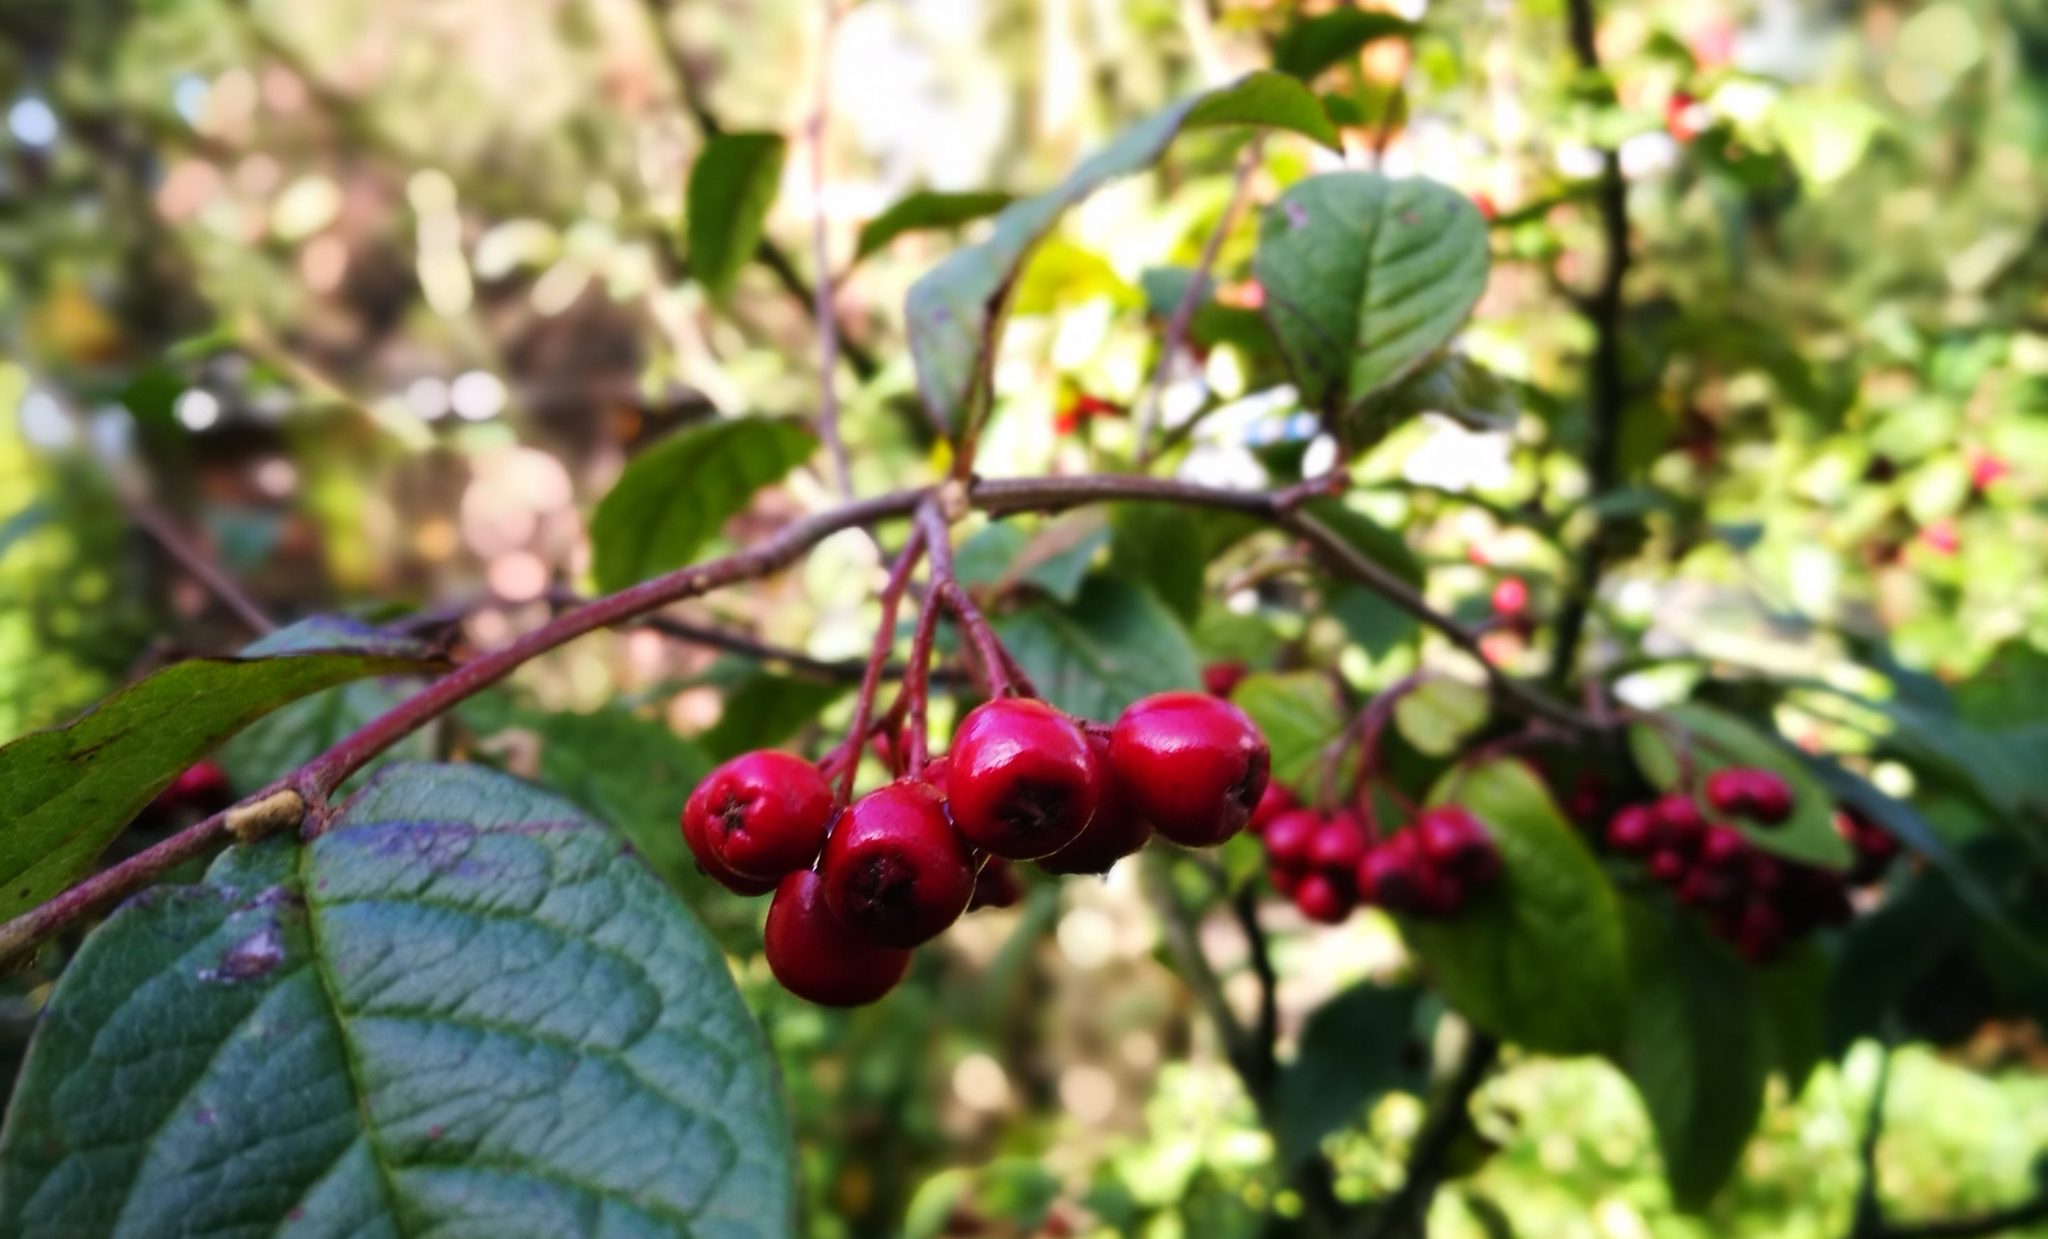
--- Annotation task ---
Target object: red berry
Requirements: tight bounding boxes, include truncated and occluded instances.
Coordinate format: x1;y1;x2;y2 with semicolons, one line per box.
948;698;1101;859
1415;806;1501;884
1358;831;1429;914
764;870;912;1006
1109;692;1271;847
684;750;836;881
1652;793;1707;852
1605;804;1662;855
968;857;1023;911
921;754;950;797
167;760;231;806
680;801;779;896
1040;735;1153;875
1704;769;1749;816
1734;900;1785;964
1412;865;1467;919
1564;772;1610;825
1699;825;1749;871
1675;868;1721;907
1491;577;1530;619
1268;866;1304;897
1202;661;1249;699
1705;767;1795;826
1262;809;1324;869
1294;872;1355;924
1971;452;2011;490
1248;781;1300;837
820;780;975;947
1920;518;1960;556
1646;848;1690;885
1308;812;1371;875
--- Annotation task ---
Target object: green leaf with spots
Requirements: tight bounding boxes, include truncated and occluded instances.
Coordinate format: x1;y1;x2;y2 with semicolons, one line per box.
1233;672;1344;792
1406;760;1629;1055
0;762;794;1238
1627;703;1853;870
996;578;1200;722
687;132;788;303
855;190;1014;263
907;72;1338;440
0;622;437;921
590;417;817;593
1252;173;1488;448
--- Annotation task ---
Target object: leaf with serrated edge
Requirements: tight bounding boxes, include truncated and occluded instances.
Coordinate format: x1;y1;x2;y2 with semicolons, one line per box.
589;417;817;593
688;132;788;303
0;762;794;1238
0;624;436;920
907;72;1338;439
1253;173;1488;436
1406;760;1630;1055
1627;703;1853;869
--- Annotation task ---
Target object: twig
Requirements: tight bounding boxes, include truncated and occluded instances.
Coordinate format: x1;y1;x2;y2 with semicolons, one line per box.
1361;1030;1500;1239
1135;136;1266;465
1850;1044;1894;1239
901;587;945;776
123;493;276;635
539;587;922;683
807;0;853;499
1544;0;1632;690
835;523;929;802
1230;889;1279;1097
918;503;1032;697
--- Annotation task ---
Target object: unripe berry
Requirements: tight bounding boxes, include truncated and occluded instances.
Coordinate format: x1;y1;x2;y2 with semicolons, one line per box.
1294;872;1355;924
1605;804;1662;855
948;698;1101;859
681;802;779;895
1261;808;1324;870
820;780;974;947
1039;735;1153;875
1109;691;1271;847
1307;812;1370;875
684;750;836;881
765;870;912;1006
1247;781;1299;837
1415;806;1501;883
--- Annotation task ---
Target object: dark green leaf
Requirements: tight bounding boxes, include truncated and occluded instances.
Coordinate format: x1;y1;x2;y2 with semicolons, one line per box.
1616;903;1768;1212
687;131;788;302
219;618;437;793
1406;760;1630;1055
1106;504;1261;622
855;190;1014;263
1364;353;1517;434
954;515;1109;604
1274;983;1427;1170
529;706;714;891
1300;495;1424;587
1627;704;1853;870
1275;9;1416;80
701;668;849;761
0;762;794;1237
997;578;1200;721
907;72;1338;439
589;417;817;593
1753;942;1827;1097
0;627;436;920
1233;672;1344;791
1253;173;1488;446
1330;584;1420;659
1824;871;1967;1054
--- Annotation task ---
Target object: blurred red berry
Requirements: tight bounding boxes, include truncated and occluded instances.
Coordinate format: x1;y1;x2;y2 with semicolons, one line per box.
1202;661;1249;699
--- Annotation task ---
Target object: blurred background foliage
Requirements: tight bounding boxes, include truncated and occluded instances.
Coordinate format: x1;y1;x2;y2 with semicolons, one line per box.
3;0;2047;1235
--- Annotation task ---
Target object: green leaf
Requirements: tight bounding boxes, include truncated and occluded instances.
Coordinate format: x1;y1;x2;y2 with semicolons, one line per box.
1627;704;1854;870
1273;983;1427;1170
1252;173;1489;446
701;668;849;761
1406;760;1629;1055
0;629;436;920
1364;352;1517;435
0;762;794;1238
1233;672;1345;791
954;515;1110;604
1616;903;1768;1212
528;705;714;892
907;72;1338;439
1753;942;1827;1097
855;190;1014;263
1299;496;1424;587
1106;504;1262;622
1330;584;1420;660
997;578;1201;722
686;131;788;302
589;417;817;593
1274;8;1416;80
219;618;436;793
1393;678;1489;758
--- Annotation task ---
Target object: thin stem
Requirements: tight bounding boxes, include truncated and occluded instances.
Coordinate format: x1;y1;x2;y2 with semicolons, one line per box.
902;586;945;777
836;525;930;802
807;0;853;499
124;492;276;635
1230;889;1279;1097
919;503;1029;697
1135;136;1265;465
1851;1043;1894;1239
540;587;936;684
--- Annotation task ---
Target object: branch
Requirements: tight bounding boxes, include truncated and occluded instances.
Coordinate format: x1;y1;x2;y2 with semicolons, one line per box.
123;492;276;635
542;587;912;683
1543;0;1631;690
1361;1030;1500;1239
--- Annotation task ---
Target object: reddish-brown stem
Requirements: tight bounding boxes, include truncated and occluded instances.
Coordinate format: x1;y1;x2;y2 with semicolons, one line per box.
1353;673;1430;816
834;524;929;802
901;587;945;776
124;492;277;636
917;503;1030;697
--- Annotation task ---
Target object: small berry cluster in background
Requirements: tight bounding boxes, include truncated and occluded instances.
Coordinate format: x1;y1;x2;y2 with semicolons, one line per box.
1252;788;1503;926
147;760;233;818
1602;766;1898;963
682;690;1270;1006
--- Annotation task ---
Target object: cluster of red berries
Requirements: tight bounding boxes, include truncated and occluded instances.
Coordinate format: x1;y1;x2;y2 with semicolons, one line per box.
1602;766;1894;962
1251;788;1503;926
681;691;1271;1006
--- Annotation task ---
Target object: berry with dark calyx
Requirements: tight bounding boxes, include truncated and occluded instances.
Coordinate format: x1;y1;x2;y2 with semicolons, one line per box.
1040;735;1153;875
1202;661;1249;700
1605;804;1662;855
1734;900;1785;964
1294;872;1356;925
1261;808;1324;870
1109;691;1271;847
684;750;836;881
948;698;1102;859
765;870;912;1007
1652;793;1708;852
1358;831;1428;915
1248;781;1299;837
1411;865;1468;919
968;857;1023;911
1646;848;1690;885
1415;806;1502;884
820;780;975;947
1308;812;1371;876
681;803;779;896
